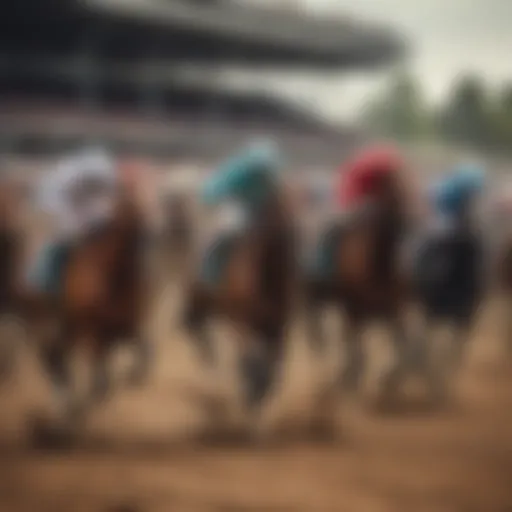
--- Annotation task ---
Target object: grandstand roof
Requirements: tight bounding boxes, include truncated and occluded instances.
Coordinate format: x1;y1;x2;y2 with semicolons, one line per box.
1;0;405;69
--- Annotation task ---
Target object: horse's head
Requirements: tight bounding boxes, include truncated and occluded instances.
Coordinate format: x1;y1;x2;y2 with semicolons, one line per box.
0;178;24;232
253;186;295;240
110;185;145;239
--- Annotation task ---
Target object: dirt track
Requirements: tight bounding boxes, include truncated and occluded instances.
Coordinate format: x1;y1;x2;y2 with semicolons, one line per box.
1;286;512;512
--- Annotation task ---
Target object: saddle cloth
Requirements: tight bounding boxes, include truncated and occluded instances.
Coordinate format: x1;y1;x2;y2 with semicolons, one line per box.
27;238;72;295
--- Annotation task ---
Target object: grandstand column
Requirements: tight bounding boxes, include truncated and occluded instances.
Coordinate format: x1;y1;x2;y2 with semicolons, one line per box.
0;54;13;155
139;58;165;120
77;26;104;145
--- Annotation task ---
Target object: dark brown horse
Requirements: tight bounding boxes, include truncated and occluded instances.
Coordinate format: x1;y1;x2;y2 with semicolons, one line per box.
0;179;25;379
183;191;297;416
22;184;151;426
303;170;417;398
494;230;512;354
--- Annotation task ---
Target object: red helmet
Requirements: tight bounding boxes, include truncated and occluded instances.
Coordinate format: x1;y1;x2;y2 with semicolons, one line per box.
337;145;403;208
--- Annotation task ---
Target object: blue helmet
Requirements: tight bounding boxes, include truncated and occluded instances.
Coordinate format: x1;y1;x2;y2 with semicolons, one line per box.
202;140;282;206
431;163;485;216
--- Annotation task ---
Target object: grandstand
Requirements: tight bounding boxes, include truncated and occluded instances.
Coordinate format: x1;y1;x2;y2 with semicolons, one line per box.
0;0;405;163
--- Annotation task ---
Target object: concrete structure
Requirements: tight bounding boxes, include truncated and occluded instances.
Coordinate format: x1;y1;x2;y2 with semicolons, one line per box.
0;0;405;162
2;0;404;69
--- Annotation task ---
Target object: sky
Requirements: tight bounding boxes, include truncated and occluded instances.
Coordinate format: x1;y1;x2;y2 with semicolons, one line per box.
224;0;512;123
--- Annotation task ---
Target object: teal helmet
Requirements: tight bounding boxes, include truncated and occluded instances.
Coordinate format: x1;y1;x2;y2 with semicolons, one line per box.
202;140;282;207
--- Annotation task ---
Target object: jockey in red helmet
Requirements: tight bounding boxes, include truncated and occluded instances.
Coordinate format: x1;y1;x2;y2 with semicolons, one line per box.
337;145;405;211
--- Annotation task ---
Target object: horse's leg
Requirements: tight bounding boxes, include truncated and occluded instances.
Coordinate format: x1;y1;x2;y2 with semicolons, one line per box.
503;292;512;356
446;316;472;373
0;312;18;383
340;313;365;393
182;287;216;366
239;324;284;412
89;336;112;405
126;335;152;387
380;317;411;397
39;324;77;422
303;279;328;355
409;314;448;401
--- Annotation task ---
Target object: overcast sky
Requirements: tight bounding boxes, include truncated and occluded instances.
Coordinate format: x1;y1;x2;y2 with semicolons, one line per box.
227;0;512;122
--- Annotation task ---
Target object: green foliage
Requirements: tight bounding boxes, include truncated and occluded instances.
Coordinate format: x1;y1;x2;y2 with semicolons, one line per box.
438;75;491;148
360;70;512;154
360;70;431;141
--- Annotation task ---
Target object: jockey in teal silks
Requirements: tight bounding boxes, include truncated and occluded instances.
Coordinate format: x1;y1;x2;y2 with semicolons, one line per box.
202;141;281;210
27;147;119;295
198;141;283;286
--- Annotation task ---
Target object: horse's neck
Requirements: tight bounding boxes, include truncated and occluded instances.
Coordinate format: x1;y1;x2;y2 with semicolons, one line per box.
0;229;17;307
371;210;404;282
256;209;295;300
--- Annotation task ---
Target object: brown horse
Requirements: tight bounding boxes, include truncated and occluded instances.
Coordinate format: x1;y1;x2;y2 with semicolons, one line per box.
22;184;151;427
303;171;418;398
0;178;25;379
494;230;512;354
182;191;297;417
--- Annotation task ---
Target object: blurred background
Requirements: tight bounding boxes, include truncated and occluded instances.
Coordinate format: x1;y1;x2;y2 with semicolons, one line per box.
3;0;512;172
2;1;512;511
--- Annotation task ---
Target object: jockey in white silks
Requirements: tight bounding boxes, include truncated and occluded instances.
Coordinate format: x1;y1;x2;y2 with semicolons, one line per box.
27;147;119;295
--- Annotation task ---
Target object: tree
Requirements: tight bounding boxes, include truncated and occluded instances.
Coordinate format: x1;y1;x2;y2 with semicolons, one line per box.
360;71;429;141
438;75;491;148
490;83;512;150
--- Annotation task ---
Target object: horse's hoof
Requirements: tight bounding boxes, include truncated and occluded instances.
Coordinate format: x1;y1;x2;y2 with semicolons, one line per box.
203;394;231;425
427;376;449;407
27;413;75;450
308;419;339;443
380;371;402;399
310;382;340;442
125;369;148;389
90;383;110;406
247;418;273;446
340;371;361;394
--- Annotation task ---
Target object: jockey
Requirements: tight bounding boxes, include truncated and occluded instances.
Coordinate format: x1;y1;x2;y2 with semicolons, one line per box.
336;144;405;214
307;145;406;280
429;163;486;231
201;140;282;230
408;163;485;260
413;163;488;321
28;147;119;295
198;140;283;285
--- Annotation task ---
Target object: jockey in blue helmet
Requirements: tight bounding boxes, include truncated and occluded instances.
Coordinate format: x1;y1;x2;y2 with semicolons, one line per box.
201;140;282;215
430;163;485;226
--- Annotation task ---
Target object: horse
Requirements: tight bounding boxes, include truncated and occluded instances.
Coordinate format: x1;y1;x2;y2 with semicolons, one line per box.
409;168;488;399
486;192;512;355
182;189;297;420
21;182;151;430
493;229;512;354
302;160;418;399
411;209;486;395
0;178;25;380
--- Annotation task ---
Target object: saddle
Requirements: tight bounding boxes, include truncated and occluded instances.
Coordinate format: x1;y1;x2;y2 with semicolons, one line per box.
414;224;484;318
27;219;112;298
199;230;252;292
